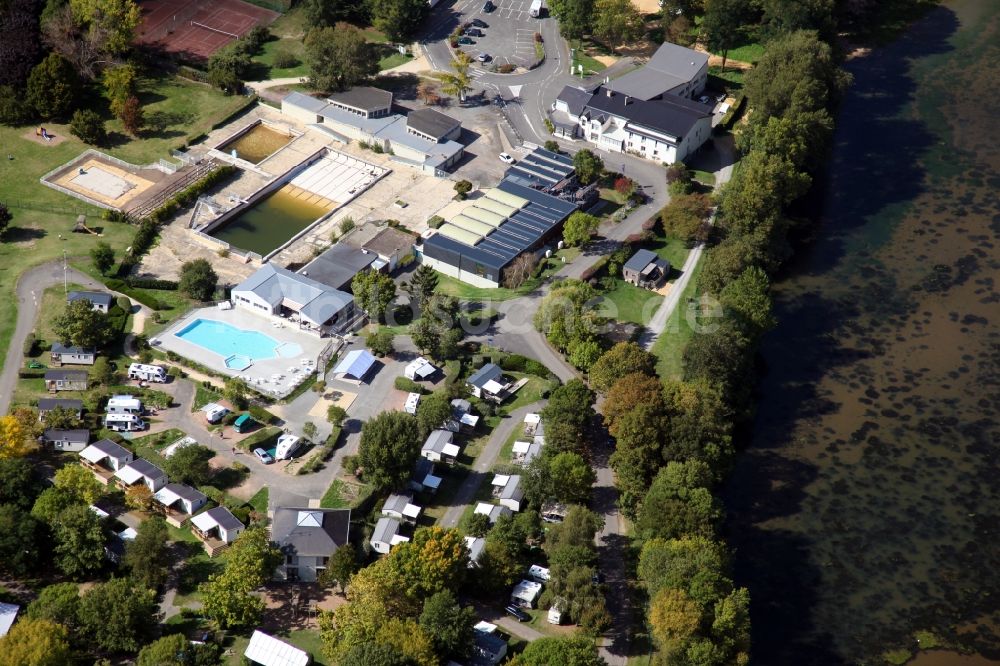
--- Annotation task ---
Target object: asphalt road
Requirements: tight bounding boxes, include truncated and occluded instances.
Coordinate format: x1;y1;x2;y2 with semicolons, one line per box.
0;261;107;415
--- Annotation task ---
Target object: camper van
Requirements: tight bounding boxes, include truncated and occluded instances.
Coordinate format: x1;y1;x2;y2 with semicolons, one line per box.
275;434;301;461
529;0;542;17
107;395;142;415
104;413;146;432
202;403;229;424
128;363;168;383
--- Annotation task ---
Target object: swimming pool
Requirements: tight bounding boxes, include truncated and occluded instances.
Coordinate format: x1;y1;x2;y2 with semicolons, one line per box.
174;319;303;363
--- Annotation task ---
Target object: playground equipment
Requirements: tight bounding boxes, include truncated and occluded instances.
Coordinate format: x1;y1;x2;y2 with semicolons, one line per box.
36;127;53;142
73;214;103;236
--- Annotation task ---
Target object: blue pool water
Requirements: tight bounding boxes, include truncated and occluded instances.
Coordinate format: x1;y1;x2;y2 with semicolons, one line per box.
175;319;300;362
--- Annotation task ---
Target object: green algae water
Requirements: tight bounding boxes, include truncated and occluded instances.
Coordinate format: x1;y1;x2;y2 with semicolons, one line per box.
209;186;330;256
724;1;1000;663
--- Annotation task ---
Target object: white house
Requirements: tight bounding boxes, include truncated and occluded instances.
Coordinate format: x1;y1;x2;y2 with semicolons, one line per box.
154;483;208;525
371;516;410;554
191;505;245;553
114;459;167;492
491;474;524;512
271;507;351;582
80;439;134;481
244;630;310;666
421;429;460;464
67;290;113;313
49;343;96;366
381;493;422;524
404;356;438;381
43;428;89;452
231;263;356;336
475;502;512;525
466;363;508;401
510;579;543;608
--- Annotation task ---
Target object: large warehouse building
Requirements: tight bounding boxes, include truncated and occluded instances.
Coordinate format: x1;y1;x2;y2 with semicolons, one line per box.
418;179;577;288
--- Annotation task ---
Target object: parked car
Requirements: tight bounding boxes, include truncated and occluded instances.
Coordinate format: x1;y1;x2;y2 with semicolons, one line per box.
465;27;484;37
458;36;475;44
471;18;489;27
483;0;495;11
253;448;274;464
499;152;515;164
477;52;492;62
505;605;531;622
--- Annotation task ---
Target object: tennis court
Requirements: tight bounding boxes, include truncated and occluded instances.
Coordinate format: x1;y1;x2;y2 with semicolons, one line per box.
137;0;279;60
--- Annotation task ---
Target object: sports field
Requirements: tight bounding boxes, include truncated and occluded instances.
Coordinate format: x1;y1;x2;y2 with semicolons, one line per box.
136;0;279;60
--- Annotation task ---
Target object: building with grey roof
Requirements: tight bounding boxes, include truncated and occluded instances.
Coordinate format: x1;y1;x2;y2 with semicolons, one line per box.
371;516;410;554
381;493;422;524
421;429;460;464
44;369;88;392
42;428;89;452
299;243;378;291
67;290;113;313
503;146;576;192
282;89;466;173
231;263;356;335
606;41;708;100
49;343;96;366
271;507;351;582
38;398;83;420
623;248;670;289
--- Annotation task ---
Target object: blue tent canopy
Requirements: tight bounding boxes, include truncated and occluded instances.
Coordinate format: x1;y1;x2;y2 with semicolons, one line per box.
333;349;377;381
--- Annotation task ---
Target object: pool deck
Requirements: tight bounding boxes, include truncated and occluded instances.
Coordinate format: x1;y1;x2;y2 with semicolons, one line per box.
154;306;330;397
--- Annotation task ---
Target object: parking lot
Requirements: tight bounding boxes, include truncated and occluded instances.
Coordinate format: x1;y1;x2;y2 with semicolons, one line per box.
451;0;547;69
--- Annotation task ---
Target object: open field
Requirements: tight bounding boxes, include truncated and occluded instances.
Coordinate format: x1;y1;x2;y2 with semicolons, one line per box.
651;257;705;379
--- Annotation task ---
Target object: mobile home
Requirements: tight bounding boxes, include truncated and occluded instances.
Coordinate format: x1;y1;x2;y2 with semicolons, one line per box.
275;434;301;460
107;395;142;415
104;413;146;432
128;363;168;383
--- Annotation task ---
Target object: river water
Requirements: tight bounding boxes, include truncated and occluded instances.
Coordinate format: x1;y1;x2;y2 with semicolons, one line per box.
724;2;1000;664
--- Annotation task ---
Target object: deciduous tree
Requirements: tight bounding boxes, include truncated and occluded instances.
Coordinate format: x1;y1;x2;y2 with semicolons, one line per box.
69;108;106;145
352;269;397;323
124;483;154;512
319;543;359;595
661;192;713;244
0;618;72;666
0;458;42;509
0;504;43;576
52;503;106;578
592;0;644;50
305;24;377;92
0;0;43;88
137;633;220;666
549;0;593;39
0;415;35;460
179;258;218;301
603;372;664;434
370;0;427;42
119;95;143;136
418;589;475;658
415;391;452;440
367;328;396;357
358;411;421;491
637;536;731;605
53;298;115;349
90;241;115;274
509;636;606;666
648;587;702;654
609;402;669;516
68;0;140;54
635;460;721;540
200;526;282;629
163;443;214;487
78;577;157;652
123;516;170;590
540;379;595;455
54;464;103;504
386;527;468;600
720;265;775;336
588;341;656;393
26;52;78;119
25;583;82;632
701;0;750;70
562;211;600;247
572;149;603;185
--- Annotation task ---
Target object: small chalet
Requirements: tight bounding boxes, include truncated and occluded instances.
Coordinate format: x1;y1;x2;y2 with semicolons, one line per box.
191;506;245;556
447;398;480;432
474;502;512;525
37;398;83;421
472;627;508;666
50;343;96;366
464;535;486;568
512;440;542;466
80;439;134;484
371;516;410;554
491;474;524;512
67;290;113;313
114;458;167;493
42;428;89;452
466;363;509;401
153;483;208;526
380;493;422;524
421;429;460;464
623;249;670;289
44;369;88;392
409;458;443;494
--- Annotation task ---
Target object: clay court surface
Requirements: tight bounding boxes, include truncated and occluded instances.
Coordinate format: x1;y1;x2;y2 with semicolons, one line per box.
137;0;279;60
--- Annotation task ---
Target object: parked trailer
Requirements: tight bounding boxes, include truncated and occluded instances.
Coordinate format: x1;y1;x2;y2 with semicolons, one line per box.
128;363;168;383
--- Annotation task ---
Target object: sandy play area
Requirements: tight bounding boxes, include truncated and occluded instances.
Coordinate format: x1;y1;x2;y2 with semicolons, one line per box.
51;157;155;208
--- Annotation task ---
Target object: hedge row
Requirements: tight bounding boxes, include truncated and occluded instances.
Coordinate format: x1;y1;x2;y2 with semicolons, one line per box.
497;353;551;379
125;277;178;290
104;278;170;311
18;369;46;379
394;376;428;394
146;164;237;224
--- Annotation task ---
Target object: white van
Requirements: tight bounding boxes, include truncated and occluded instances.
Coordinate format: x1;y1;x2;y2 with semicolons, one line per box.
128;363;168;383
107;395;143;414
202;403;229;424
275;434;301;460
529;0;543;17
104;413;146;432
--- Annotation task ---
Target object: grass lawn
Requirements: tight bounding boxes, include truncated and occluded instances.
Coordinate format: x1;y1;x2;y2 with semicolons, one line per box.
691;169;716;188
598;187;630;206
320;477;372;509
503;374;553;412
646;233;690;269
433;248;577;302
716;41;764;64
193;385;223;411
651;256;704;380
708;66;745;90
601;279;662;326
377;47;413;71
569;39;609;76
174;548;224;606
285;629;328;665
495;426;524;468
0;73;250;362
247;486;269;513
253;38;310;80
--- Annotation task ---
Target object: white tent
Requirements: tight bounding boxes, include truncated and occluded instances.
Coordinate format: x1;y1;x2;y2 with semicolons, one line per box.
244;630;310;666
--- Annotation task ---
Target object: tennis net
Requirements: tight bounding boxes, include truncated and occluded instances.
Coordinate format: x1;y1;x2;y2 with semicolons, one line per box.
190;20;240;40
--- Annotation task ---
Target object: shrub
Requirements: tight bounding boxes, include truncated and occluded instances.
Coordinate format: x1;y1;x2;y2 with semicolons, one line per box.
394;376;427;394
342;454;360;476
22;333;36;356
312;380;327;393
544;140;560;153
427;215;445;229
125;277;178;290
0;85;34;125
339;218;355;235
272;46;299;69
454;180;473;200
498;63;516;74
69;109;107;145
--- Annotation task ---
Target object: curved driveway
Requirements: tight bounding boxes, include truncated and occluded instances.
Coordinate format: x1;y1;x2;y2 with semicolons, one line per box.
0;261;109;415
